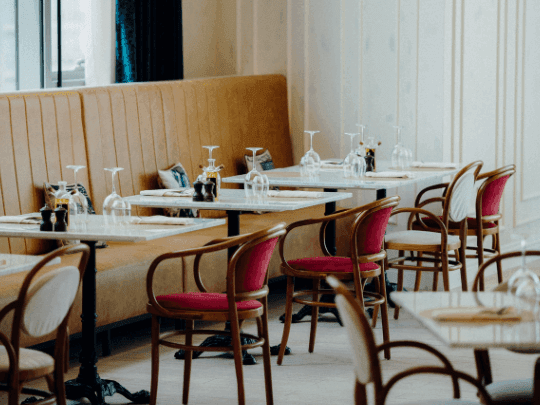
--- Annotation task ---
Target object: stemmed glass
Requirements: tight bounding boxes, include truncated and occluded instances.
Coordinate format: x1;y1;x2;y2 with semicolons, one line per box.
202;146;221;200
103;168;130;227
66;165;88;231
355;124;366;156
391;126;412;169
343;133;365;178
244;147;263;202
302;130;321;177
508;238;540;314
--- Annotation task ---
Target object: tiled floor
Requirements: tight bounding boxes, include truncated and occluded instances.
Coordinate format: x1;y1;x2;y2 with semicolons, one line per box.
8;286;539;405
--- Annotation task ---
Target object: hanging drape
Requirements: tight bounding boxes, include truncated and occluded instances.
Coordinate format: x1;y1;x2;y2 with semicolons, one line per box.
115;0;183;83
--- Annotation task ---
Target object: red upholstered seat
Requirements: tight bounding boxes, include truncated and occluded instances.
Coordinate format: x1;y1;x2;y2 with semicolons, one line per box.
156;292;262;311
419;216;497;229
288;256;379;273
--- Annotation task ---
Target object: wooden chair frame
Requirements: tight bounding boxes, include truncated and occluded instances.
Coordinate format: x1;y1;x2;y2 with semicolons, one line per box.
414;164;515;290
327;275;493;405
146;223;286;405
277;196;400;364
0;244;90;405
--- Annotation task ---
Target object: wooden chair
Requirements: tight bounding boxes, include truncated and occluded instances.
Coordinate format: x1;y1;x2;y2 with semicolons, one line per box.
471;250;540;404
388;161;483;320
326;275;493;405
0;244;90;405
146;223;286;405
413;164;515;290
277;196;400;364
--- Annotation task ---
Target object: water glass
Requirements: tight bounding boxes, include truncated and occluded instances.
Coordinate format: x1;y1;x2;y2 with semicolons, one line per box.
111;198;132;227
252;176;264;203
261;174;270;202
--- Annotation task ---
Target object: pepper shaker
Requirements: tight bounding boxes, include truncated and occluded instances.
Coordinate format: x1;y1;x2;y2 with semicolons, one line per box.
53;207;68;232
203;181;215;202
40;204;54;232
192;178;205;202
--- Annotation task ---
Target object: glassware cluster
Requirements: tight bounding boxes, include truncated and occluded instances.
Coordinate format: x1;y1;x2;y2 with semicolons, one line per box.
103;167;132;227
507;239;540;316
391;126;413;170
244;147;269;203
66;165;89;231
202;146;222;201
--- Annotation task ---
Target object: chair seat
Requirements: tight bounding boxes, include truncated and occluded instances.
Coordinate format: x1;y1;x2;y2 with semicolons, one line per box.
288;257;379;273
485;379;533;404
385;230;461;250
416;217;497;230
0;346;54;381
156;292;262;311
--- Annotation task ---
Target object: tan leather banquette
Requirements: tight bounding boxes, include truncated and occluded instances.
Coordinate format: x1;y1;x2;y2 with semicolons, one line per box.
0;75;328;347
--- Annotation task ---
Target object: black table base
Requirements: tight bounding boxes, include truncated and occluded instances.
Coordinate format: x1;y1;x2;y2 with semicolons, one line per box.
65;241;149;405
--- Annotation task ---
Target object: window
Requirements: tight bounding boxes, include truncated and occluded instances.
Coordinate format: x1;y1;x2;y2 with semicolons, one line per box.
0;0;88;91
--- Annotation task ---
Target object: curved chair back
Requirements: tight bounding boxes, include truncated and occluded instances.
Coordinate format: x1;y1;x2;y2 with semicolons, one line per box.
351;196;400;258
477;164;516;220
229;223;286;297
472;250;540;292
443;161;483;224
6;244;89;354
326;276;382;392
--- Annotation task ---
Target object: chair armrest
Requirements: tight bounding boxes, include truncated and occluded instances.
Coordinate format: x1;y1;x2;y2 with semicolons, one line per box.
382;367;494;405
412;197;447;230
415;182;450;207
0;331;17;380
389;207;448;237
0;301;16;325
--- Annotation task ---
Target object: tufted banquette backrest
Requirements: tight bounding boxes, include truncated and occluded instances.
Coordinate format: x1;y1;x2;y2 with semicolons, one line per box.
0;74;293;251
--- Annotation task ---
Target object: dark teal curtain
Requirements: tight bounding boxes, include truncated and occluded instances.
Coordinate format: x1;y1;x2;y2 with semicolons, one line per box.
116;0;183;83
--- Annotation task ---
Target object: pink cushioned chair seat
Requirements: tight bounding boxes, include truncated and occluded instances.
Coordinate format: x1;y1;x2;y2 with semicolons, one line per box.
156;293;262;311
288;257;379;273
419;216;497;230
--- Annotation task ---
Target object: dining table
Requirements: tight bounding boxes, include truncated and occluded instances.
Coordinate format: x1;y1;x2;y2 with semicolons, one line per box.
0;215;226;405
223;161;462;320
124;187;353;365
391;291;540;385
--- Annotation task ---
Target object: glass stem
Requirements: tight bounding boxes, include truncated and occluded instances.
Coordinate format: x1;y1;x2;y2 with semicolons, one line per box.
521;240;526;269
111;171;117;195
310;133;314;151
252;150;257;164
350;136;354;153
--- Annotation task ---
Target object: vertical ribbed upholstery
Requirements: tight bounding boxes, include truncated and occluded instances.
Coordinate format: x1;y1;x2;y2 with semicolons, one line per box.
0;90;89;255
78;75;293;215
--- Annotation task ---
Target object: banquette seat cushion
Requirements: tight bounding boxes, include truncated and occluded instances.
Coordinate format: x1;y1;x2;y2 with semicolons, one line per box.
0;75;331;347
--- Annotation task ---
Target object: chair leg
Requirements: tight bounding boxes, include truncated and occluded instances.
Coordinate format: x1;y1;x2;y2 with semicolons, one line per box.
182;319;194;405
309;278;320;353
355;380;368;405
494;230;503;283
150;315;161;405
278;276;294;365
371;277;380;328
230;314;246;405
441;251;450;291
414;253;423;292
379;269;391;360
459;223;469;292
432;272;439;291
394;267;404;320
260;298;274;405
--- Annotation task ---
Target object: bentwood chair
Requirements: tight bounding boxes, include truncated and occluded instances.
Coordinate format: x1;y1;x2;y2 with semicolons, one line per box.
413;164;515;290
0;244;90;405
277;196;400;364
471;251;540;405
388;161;483;320
146;223;286;405
327;275;493;405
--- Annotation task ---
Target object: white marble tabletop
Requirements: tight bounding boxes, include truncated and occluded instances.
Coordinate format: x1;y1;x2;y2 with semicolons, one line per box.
0;253;61;277
391;292;540;350
125;188;352;212
0;216;226;243
222;161;460;190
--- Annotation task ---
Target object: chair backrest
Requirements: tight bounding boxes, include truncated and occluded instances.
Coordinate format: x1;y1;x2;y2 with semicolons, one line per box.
351;196;400;257
477;165;516;218
443;161;483;223
9;244;89;350
327;276;382;388
472;250;540;292
229;223;286;295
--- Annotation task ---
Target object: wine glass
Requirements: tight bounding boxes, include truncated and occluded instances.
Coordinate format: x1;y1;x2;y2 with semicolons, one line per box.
202;146;221;200
303;130;321;177
261;174;270;203
391;125;404;169
111;198;132;227
343;132;360;178
103;167;124;227
355;124;366;156
507;239;540;314
66;165;88;231
244;148;263;201
252;175;265;204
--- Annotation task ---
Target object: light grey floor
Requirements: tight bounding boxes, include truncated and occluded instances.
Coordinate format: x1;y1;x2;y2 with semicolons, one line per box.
8;288;537;405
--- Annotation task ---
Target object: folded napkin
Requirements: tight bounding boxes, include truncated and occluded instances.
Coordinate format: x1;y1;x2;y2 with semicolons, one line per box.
0;213;41;224
140;189;194;197
365;171;410;179
431;306;521;323
132;216;195;226
267;190;325;199
411;162;457;169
